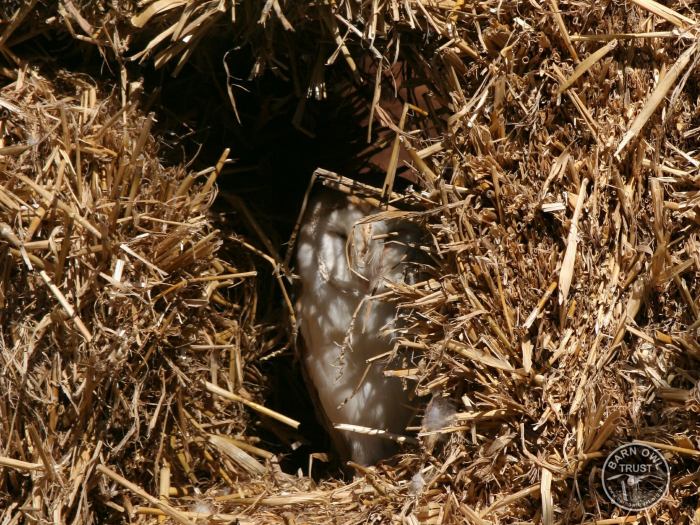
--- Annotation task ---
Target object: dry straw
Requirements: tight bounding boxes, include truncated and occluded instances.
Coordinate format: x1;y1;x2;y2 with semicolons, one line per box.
2;0;700;524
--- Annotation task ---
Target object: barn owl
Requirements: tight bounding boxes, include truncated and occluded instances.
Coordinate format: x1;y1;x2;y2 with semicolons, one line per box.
295;188;417;466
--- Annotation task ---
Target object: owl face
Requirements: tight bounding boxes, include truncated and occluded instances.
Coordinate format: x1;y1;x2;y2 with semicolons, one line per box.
295;188;418;466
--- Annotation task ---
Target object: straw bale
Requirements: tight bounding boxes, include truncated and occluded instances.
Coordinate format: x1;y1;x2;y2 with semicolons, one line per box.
3;0;700;524
0;67;273;522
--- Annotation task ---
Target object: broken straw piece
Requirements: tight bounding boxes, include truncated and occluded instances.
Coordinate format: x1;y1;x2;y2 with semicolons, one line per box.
615;43;697;156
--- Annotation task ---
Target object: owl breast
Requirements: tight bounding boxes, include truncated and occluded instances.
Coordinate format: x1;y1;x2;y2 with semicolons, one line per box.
295;189;417;466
